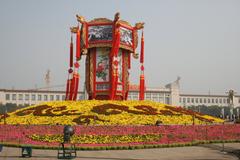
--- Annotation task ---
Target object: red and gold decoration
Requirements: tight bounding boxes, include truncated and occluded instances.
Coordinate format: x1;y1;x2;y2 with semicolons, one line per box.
139;31;145;100
65;13;145;100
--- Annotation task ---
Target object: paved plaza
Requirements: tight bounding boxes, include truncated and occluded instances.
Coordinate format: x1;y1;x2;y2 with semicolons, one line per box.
0;143;240;160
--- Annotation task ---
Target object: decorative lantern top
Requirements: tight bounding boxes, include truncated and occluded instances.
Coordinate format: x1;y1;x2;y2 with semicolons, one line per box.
71;13;144;55
65;13;145;101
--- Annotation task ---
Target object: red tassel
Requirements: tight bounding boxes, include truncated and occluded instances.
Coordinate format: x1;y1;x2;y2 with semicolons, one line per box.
139;65;145;100
69;74;76;100
114;31;120;98
65;69;73;100
70;36;73;68
76;28;81;60
73;73;80;100
139;74;145;100
114;67;118;95
65;79;71;100
110;69;116;100
140;31;144;64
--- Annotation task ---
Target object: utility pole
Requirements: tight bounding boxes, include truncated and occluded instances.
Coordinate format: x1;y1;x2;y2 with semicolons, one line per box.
45;69;51;90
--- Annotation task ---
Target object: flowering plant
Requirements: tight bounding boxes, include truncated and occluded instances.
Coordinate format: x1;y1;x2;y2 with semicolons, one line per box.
0;100;223;125
1;124;240;149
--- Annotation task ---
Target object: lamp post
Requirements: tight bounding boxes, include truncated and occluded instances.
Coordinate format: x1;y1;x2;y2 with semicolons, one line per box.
63;125;74;143
226;89;237;121
221;107;225;120
58;125;76;159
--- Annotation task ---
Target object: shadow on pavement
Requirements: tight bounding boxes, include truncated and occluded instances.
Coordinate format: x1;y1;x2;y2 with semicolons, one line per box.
199;144;240;159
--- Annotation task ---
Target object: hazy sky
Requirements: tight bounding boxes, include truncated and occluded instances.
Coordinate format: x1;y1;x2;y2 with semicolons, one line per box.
0;0;239;95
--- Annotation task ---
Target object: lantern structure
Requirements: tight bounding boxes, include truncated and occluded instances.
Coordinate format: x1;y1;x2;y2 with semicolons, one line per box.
65;13;145;100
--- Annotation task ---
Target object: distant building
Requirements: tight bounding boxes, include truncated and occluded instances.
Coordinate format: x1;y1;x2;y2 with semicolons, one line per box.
0;79;240;108
0;89;84;106
179;94;240;108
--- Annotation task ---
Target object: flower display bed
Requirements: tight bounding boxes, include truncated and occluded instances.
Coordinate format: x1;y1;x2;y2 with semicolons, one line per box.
0;124;240;150
0;100;229;150
0;100;223;125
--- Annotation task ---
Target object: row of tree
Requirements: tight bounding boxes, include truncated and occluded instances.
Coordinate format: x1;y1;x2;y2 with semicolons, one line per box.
0;103;27;114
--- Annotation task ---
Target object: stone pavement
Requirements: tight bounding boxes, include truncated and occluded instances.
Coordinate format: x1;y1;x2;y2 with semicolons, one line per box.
0;143;240;160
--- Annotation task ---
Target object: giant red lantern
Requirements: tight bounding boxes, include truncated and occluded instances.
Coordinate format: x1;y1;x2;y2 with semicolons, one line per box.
65;13;145;100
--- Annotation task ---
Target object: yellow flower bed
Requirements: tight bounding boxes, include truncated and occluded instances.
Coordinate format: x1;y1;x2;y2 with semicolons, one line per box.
0;100;224;125
29;134;162;144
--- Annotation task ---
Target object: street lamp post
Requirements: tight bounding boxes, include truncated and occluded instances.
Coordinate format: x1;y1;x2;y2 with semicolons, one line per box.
221;107;225;120
226;90;236;121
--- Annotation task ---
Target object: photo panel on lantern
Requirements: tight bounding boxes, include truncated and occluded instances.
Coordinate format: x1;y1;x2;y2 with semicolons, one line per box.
96;48;110;91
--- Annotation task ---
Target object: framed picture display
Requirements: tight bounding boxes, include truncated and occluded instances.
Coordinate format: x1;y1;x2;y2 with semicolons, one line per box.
88;25;113;43
95;48;110;91
120;26;133;47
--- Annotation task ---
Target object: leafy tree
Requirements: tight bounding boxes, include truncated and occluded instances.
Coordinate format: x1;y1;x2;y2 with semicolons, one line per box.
0;103;26;114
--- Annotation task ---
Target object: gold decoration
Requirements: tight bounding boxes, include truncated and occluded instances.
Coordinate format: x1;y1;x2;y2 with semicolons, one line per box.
89;49;94;94
82;48;88;55
119;44;133;52
132;52;139;59
134;22;145;30
114;12;120;22
81;24;87;49
70;26;78;33
88;43;112;49
85;54;90;95
88;18;112;24
133;30;138;48
118;20;132;27
88;44;137;54
76;15;86;24
123;51;129;98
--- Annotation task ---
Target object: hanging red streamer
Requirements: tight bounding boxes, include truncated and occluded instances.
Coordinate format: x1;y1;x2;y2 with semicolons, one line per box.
65;79;71;100
73;73;80;100
140;31;144;64
110;28;120;100
70;36;73;68
69;74;76;100
139;72;145;100
110;68;116;100
114;66;119;97
76;28;81;60
114;30;121;99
